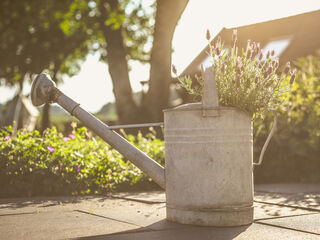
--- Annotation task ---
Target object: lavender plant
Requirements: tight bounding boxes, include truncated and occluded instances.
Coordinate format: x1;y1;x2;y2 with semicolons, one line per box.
175;30;296;116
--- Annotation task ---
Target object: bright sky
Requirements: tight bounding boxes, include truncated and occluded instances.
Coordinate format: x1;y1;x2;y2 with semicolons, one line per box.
1;0;320;113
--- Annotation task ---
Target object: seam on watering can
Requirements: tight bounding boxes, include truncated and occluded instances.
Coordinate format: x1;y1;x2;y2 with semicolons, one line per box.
166;140;253;144
165;134;252;138
52;88;63;103
165;127;251;130
165;134;253;138
70;103;80;116
166;204;253;212
164;104;250;114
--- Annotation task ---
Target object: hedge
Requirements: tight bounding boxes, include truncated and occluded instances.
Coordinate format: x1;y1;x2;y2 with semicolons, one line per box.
0;124;164;197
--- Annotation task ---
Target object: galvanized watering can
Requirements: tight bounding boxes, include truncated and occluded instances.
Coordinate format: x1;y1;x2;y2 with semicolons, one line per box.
30;69;276;227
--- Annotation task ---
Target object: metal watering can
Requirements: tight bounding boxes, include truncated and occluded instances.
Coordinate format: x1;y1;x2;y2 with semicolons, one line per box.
30;69;276;227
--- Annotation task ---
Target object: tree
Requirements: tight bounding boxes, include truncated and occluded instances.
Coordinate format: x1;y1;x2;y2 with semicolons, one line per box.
0;0;189;126
0;0;93;130
62;0;189;123
104;0;189;123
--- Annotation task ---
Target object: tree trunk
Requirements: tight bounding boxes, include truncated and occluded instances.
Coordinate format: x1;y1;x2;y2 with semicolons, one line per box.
99;0;140;124
12;79;25;136
41;103;50;132
40;63;61;131
144;0;188;122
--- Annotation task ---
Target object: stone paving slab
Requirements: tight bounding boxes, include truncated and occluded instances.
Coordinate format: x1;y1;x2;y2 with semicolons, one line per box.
77;200;168;230
113;186;320;211
255;183;320;212
0;196;141;240
255;192;320;211
112;191;165;203
111;191;317;221
1;184;320;239
257;213;320;235
255;183;320;194
74;222;320;240
0;209;137;240
253;201;316;220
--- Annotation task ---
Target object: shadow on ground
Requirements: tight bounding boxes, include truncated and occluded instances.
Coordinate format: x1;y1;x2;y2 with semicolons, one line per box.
0;195;110;209
74;219;251;240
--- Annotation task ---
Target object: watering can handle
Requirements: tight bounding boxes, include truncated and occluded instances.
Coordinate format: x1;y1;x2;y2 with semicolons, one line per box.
202;66;219;108
254;111;277;166
202;67;219;117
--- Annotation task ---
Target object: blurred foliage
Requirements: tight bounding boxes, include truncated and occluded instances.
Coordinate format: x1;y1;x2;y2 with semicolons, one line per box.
254;52;320;183
0;124;164;197
0;0;155;88
0;0;93;87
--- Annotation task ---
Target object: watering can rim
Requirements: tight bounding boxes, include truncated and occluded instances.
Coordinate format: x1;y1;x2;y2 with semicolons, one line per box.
163;102;251;116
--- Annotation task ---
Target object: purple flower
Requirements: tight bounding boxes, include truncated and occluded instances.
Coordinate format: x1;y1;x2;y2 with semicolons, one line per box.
4;136;10;141
247;48;253;59
73;165;81;173
265;63;273;76
258;50;263;61
255;73;260;84
290;69;297;85
266;51;270;59
71;122;77;128
273;59;279;69
9;156;14;160
271;50;275;56
172;64;177;75
232;29;237;44
284;62;291;75
215;46;221;55
85;132;92;139
63;137;70;142
206;29;211;41
69;134;76;139
47;146;55;152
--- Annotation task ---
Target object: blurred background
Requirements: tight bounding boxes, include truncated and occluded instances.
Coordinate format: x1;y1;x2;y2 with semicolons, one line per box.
1;0;320;197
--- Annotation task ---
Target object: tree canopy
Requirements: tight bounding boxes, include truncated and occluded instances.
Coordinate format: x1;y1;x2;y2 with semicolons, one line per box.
0;0;189;125
0;0;92;89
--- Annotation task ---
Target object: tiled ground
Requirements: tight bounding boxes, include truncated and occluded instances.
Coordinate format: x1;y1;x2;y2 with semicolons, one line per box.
0;184;319;240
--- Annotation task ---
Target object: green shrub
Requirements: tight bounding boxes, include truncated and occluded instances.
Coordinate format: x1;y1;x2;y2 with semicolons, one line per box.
254;53;320;183
0;124;164;197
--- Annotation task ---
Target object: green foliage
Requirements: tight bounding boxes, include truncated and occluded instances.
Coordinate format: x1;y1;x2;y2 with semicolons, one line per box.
0;0;92;87
58;0;156;63
286;53;320;145
177;30;295;116
0;0;156;92
253;52;320;183
122;0;155;62
0;124;164;197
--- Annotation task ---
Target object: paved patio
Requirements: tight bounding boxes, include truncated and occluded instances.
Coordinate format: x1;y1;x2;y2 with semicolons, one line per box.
0;184;319;239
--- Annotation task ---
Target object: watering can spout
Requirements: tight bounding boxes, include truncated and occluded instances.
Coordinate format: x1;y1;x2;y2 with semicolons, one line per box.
30;73;166;189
